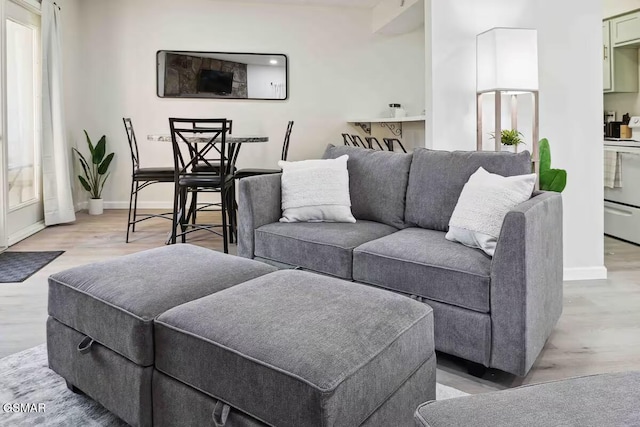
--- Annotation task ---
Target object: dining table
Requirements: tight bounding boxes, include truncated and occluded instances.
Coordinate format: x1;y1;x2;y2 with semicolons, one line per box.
146;134;269;144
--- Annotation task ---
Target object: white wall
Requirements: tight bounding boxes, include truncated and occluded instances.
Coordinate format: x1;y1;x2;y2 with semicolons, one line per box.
246;64;286;99
425;0;605;279
73;0;425;207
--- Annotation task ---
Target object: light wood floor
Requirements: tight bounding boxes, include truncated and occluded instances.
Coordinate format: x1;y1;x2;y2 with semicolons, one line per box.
1;210;639;395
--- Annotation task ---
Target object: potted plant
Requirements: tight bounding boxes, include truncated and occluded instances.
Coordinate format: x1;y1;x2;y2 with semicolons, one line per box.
490;129;525;152
73;131;114;215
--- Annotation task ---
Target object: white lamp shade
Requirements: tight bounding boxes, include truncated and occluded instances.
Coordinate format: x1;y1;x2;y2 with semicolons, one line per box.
477;28;539;92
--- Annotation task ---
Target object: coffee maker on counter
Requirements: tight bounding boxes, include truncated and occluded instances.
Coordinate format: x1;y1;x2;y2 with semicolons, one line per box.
604;111;633;139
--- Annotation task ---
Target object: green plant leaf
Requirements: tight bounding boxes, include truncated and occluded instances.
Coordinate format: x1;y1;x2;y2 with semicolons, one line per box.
92;136;106;164
84;130;95;158
98;152;114;175
73;148;91;178
489;129;525;146
78;175;92;192
539;138;551;173
540;169;567;192
98;172;110;198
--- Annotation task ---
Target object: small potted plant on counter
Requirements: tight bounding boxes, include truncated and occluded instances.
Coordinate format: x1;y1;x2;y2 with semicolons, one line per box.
490;129;525;152
73;131;114;215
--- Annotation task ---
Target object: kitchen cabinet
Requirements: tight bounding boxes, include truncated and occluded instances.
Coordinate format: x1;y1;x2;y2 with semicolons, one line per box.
603;18;638;93
604;21;612;91
611;11;640;46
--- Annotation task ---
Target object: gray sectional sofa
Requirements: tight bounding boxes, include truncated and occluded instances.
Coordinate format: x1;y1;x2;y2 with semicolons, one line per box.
238;145;564;377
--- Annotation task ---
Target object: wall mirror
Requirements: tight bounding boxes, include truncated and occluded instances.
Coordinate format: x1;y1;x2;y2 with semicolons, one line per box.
157;51;288;100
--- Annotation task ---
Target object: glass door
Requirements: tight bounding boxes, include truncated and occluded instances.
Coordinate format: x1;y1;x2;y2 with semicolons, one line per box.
2;0;42;246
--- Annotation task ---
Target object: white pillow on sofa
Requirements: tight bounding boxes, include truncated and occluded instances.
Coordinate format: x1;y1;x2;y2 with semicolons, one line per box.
445;167;536;256
278;155;356;223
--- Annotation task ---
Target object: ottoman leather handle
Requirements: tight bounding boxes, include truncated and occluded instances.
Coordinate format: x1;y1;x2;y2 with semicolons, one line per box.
77;336;94;355
212;401;230;427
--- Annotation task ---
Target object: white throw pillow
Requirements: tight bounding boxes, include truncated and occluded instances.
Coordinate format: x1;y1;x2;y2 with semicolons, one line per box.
278;155;356;223
445;167;536;256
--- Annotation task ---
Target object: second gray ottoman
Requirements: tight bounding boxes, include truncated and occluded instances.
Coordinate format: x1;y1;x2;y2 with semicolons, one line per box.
154;270;436;427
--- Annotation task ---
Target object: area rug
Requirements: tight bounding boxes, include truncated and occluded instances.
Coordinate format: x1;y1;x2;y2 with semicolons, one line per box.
0;251;64;283
0;344;468;426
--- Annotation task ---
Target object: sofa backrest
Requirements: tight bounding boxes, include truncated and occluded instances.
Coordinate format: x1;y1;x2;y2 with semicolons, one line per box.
323;144;412;229
405;148;532;231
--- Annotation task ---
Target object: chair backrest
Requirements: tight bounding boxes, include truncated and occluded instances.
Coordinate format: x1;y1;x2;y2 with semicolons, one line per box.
195;119;233;135
123;118;140;171
168;118;231;181
351;135;367;148
365;136;384;150
281;121;294;161
342;133;354;146
383;138;408;153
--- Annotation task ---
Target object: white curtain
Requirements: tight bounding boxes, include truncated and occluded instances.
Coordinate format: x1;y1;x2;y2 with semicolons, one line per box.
41;0;75;225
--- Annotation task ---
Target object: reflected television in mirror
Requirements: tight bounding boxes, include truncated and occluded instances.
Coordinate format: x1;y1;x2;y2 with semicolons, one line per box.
157;51;288;100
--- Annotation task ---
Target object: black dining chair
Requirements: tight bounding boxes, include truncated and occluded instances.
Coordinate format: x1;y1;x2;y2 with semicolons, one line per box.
383;137;408;153
123;118;175;243
169;118;235;253
233;121;294;179
187;119;234;239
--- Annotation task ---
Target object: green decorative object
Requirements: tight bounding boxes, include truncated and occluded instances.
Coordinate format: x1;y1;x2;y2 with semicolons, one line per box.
73;131;114;199
538;138;567;192
490;129;525;146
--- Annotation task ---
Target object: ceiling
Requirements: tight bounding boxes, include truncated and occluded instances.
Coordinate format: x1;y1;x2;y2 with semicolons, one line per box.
229;0;380;9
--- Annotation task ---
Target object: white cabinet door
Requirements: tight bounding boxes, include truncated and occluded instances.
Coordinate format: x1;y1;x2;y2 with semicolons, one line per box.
612;11;640;46
604;21;612;91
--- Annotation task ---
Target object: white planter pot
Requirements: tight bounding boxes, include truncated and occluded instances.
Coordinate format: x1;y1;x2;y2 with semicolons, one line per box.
88;198;104;215
501;145;516;153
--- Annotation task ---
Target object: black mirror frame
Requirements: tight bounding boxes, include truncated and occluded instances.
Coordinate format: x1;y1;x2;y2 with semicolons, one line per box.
156;50;289;101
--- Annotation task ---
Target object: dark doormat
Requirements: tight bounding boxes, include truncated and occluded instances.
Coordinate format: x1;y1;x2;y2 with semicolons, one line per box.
0;251;64;283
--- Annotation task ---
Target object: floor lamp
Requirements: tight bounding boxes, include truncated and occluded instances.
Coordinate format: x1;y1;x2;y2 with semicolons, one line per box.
476;28;540;181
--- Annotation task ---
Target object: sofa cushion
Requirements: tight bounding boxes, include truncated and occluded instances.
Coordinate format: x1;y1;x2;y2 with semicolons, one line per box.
353;228;492;313
405;148;532;231
323;144;413;228
254;220;397;279
155;270;435;427
48;245;276;365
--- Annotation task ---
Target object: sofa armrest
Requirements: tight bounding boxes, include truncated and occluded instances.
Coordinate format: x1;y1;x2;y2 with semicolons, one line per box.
237;174;282;259
490;191;563;376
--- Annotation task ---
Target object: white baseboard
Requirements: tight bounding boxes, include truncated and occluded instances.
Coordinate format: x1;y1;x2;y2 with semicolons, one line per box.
563;266;608;281
8;221;46;246
76;201;177;210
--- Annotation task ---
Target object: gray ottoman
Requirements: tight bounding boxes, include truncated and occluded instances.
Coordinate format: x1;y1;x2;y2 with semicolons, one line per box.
414;372;640;426
47;244;276;427
154;270;436;427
